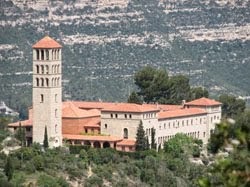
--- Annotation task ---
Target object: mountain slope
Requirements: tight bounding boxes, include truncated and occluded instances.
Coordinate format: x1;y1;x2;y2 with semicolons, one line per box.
1;0;250;113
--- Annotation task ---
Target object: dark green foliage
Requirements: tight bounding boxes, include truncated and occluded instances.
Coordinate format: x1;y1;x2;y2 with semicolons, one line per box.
200;113;250;187
4;156;13;181
43;126;49;149
191;87;209;100
69;145;90;154
132;67;197;104
127;91;142;104
37;174;69;187
84;175;103;187
14;122;26;146
135;121;147;151
150;128;156;150
219;94;246;118
0;117;11;142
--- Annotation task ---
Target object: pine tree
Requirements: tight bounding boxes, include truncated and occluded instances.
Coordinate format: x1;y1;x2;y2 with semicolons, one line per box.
4;156;13;181
135;121;147;151
151;128;157;150
43;126;49;148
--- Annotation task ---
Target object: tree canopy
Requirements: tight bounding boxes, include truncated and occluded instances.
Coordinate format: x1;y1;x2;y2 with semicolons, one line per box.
218;94;246;118
131;66;209;104
202;111;250;187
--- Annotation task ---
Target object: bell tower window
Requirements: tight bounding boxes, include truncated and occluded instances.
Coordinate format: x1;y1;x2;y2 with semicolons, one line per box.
36;78;39;86
41;50;44;60
36;65;39;74
46;50;49;60
36;50;40;60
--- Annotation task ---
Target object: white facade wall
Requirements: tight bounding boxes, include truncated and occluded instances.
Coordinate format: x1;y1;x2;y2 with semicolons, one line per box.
101;111;158;141
157;114;208;148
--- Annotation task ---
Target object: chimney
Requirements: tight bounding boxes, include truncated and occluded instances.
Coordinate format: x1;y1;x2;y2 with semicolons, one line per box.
182;100;186;108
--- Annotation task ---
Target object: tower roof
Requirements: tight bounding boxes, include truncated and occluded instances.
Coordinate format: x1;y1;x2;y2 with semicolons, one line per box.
32;36;62;49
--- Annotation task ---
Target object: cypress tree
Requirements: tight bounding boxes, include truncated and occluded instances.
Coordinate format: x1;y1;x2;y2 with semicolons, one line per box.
135;121;147;151
43;126;49;148
151;127;157;150
4;156;13;181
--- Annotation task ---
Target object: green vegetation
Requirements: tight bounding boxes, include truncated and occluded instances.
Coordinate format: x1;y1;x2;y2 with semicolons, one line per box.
201;111;250;186
135;121;148;151
130;66;209;104
219;94;246;118
14;122;26;146
43;126;48;149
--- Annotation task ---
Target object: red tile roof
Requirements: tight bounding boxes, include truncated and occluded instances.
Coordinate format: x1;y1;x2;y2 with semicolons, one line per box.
101;103;159;113
62;102;100;118
145;104;182;111
185;97;221;106
72;101;114;110
158;108;207;120
8;120;32;127
63;134;122;142
33;36;62;49
116;139;135;146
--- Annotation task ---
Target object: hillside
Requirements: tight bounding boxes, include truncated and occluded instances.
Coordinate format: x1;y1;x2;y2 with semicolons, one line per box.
1;0;250;114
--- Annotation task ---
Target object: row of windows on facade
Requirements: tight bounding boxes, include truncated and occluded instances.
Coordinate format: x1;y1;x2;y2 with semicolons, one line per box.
157;115;220;130
143;113;156;119
104;124;128;139
157;131;206;145
110;113;132;119
36;65;60;74
35;49;60;61
36;77;60;87
40;94;58;103
159;117;206;130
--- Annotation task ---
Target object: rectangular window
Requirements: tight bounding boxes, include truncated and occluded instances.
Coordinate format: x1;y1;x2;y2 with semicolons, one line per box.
40;94;44;103
125;114;127;118
115;114;118;118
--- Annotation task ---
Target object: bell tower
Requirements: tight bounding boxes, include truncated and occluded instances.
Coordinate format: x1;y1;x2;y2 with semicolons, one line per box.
32;36;62;147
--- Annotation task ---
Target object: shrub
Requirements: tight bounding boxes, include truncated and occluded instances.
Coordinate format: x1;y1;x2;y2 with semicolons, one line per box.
84;175;103;187
69;145;90;154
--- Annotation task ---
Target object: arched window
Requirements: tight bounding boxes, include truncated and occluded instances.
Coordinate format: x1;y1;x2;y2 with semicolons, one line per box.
123;128;128;139
57;65;60;73
46;50;49;60
57;49;59;60
55;124;58;133
36;78;39;87
36;65;39;74
104;124;107;129
41;65;44;74
57;78;60;86
45;65;49;74
41;50;44;60
41;78;44;87
36;50;40;60
46;78;49;87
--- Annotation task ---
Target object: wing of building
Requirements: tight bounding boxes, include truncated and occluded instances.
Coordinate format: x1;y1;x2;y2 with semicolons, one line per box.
8;97;222;151
7;36;222;151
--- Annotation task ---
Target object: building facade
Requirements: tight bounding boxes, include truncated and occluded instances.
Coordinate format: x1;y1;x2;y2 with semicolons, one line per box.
8;36;222;151
32;36;63;147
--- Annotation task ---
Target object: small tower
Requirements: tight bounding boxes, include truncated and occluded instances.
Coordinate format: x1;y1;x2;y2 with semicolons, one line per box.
32;36;62;147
